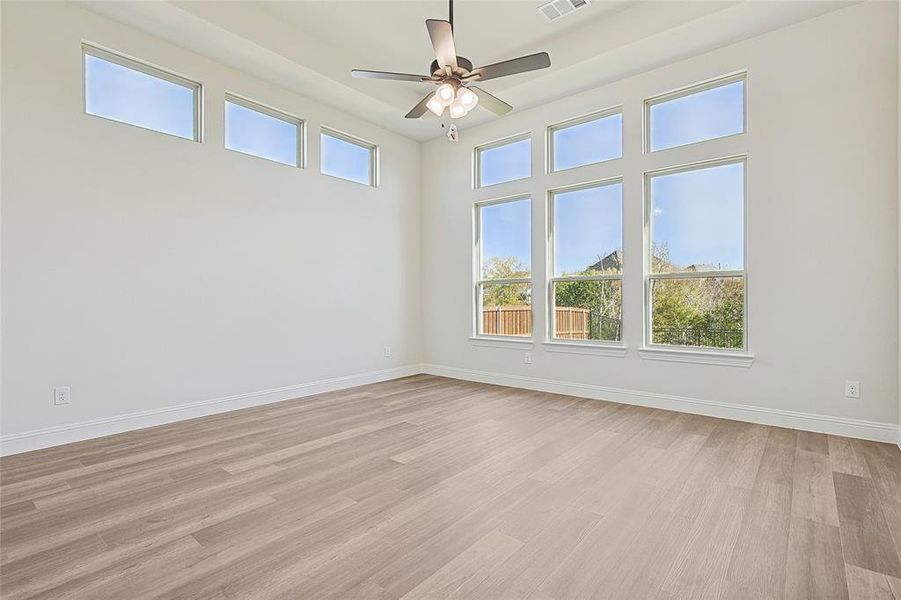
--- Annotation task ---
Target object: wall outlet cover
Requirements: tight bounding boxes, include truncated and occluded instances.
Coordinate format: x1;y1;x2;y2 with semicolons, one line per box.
53;386;71;405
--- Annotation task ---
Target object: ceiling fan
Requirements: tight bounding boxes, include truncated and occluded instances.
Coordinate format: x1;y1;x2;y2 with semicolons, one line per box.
351;0;551;120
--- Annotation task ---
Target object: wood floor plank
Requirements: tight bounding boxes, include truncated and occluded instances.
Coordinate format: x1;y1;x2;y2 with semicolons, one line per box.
783;517;848;599
2;375;899;600
845;563;901;600
834;472;901;578
792;448;840;526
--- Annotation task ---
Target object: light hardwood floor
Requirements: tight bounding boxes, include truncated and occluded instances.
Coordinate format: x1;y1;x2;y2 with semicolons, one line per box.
1;375;900;599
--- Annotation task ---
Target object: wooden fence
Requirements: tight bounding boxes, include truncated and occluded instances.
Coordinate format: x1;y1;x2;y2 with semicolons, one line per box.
482;305;590;338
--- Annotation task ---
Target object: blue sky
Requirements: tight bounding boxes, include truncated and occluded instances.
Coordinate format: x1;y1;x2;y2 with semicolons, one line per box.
553;113;622;171
649;80;743;151
85;54;195;139
87;54;368;182
481;198;531;276
320;133;371;184
480;82;744;275
651;162;744;271
555;184;622;275
480;138;531;187
226;101;297;166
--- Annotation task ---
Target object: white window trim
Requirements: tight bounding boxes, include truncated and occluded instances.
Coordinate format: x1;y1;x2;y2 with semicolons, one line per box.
542;341;627;357
473;132;532;189
636;346;754;367
473;195;533;341
642;154;750;358
224;92;305;169
81;42;202;143
546;106;623;174
644;71;747;154
470;336;535;350
320;126;379;187
547;177;625;348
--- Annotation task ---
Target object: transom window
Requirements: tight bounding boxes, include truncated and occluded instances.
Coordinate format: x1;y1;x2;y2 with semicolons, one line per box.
646;158;746;350
225;94;302;167
549;180;623;343
83;44;200;141
320;128;378;186
646;74;745;152
475;134;532;188
475;197;532;337
548;109;622;172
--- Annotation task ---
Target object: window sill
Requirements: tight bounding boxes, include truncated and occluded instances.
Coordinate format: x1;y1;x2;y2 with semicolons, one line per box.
542;341;627;357
469;336;534;350
637;347;755;367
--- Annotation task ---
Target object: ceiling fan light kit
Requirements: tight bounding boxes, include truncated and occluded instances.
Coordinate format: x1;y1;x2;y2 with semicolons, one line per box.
351;0;551;123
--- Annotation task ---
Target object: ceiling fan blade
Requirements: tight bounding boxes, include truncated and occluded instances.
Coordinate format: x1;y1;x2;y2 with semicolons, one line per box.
405;92;435;119
425;19;458;70
469;86;513;116
470;52;551;82
352;69;431;82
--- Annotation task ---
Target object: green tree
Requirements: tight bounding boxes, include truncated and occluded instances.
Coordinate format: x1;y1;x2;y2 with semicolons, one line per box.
482;256;530;306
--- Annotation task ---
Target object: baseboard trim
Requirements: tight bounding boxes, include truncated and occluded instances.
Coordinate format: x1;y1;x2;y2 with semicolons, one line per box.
0;365;422;456
422;364;899;444
3;363;896;456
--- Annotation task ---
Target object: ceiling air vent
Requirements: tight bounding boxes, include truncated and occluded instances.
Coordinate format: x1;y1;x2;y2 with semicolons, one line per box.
538;0;590;22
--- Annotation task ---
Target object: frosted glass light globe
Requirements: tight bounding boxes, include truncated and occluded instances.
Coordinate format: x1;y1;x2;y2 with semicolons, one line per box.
435;83;456;107
449;97;467;119
458;87;479;111
426;94;445;116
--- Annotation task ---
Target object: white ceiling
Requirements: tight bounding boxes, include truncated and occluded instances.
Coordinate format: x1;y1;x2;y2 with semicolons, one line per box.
81;0;853;141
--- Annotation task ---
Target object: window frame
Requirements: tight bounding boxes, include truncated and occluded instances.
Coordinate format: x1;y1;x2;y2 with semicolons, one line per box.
546;106;623;174
473;133;532;189
547;177;625;347
642;155;749;354
319;126;379;187
224;92;305;168
81;42;202;142
473;194;533;340
644;71;747;154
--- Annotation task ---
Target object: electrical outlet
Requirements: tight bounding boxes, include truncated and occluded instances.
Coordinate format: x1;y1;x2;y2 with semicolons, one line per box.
383;346;392;358
524;352;533;364
53;386;71;406
844;380;860;399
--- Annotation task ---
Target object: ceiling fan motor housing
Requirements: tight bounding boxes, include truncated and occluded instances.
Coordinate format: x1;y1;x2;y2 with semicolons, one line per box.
430;56;474;78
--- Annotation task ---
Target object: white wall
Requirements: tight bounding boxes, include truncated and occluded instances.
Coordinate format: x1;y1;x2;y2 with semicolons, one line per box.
0;1;421;445
421;2;900;437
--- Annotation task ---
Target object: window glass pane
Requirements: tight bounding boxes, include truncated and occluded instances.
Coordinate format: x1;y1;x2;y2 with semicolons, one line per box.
480;283;532;337
480;198;531;279
479;137;531;187
321;132;372;185
650;276;744;349
225;100;299;166
553;280;622;342
552;112;622;171
84;52;196;140
649;79;744;151
554;183;622;277
650;162;743;273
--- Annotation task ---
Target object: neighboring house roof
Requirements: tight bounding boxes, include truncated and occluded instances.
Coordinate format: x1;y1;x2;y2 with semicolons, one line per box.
587;250;623;273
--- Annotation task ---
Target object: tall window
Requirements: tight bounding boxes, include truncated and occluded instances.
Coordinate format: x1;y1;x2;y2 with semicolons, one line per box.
320;128;378;186
646;74;745;152
549;180;623;343
548;109;622;172
476;134;531;188
83;44;200;141
475;197;532;337
225;95;302;167
646;159;746;350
